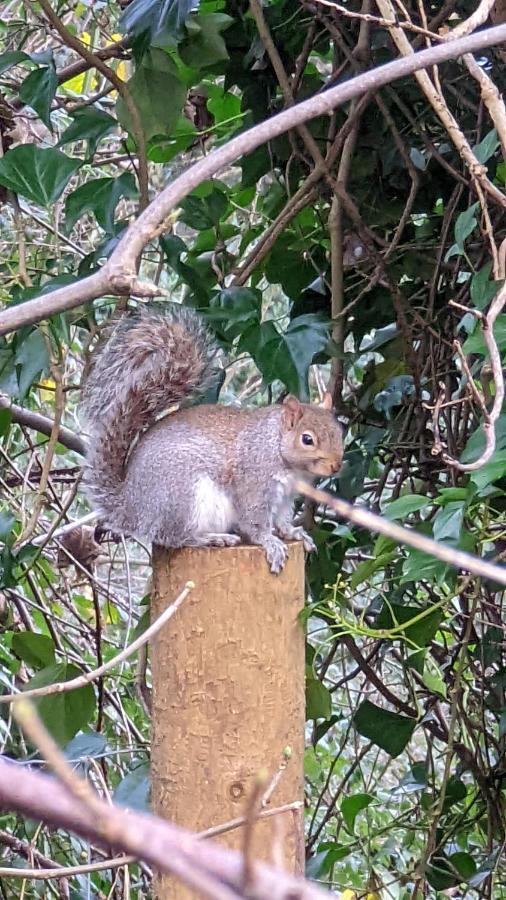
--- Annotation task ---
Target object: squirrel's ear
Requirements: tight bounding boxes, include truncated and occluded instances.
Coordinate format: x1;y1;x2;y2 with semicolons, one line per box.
282;395;303;427
321;392;333;410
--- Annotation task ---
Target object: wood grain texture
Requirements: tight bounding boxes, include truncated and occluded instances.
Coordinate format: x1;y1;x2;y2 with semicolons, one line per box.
151;542;305;899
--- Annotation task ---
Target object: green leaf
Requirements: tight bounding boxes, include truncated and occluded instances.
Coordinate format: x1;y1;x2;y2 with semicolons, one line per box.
0;407;11;436
454;202;479;249
116;49;186;143
242;315;330;400
58;107;117;159
179;185;228;229
25;663;96;746
19;65;57;131
396;763;427;792
0;146;81;206
401;548;450;586
12;632;55;668
0;510;15;543
443;776;467;813
462;315;506;355
208;287;261;337
14;329;50;399
0;51;33;76
64;173;138;234
353;700;416;757
64;731;108;761
469;450;506;490
340;793;374;833
350;551;397;589
461;414;506;463
306;674;332;720
432;501;464;542
384;495;431;520
305;843;353;879
473;128;499;164
114;763;150;811
148;116;196;163
470;263;500;311
119;0;199;41
374;603;443;647
179;13;233;69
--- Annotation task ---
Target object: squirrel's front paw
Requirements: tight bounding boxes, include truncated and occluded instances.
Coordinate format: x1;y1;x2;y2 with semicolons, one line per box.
262;535;289;574
276;525;316;554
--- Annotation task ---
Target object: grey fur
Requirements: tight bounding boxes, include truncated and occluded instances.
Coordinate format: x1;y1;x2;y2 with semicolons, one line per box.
81;305;343;573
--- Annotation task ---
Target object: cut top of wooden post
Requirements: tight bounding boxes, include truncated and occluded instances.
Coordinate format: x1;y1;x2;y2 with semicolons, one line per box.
151;542;306;899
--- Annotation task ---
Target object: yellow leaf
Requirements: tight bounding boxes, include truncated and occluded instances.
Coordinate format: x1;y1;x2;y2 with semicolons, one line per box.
61;32;92;93
341;892;357;900
39;378;55;402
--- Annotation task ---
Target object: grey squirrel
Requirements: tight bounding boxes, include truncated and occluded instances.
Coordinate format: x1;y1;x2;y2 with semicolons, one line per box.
82;304;343;573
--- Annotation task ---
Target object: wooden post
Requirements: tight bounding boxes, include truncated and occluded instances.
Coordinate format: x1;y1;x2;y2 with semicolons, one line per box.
151;542;305;899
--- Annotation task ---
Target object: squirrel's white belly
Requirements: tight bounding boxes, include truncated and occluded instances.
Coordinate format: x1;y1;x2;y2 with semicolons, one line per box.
193;475;235;534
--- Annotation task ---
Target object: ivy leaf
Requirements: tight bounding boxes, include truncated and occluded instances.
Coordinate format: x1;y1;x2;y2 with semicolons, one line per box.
401;548;450;586
0;511;16;543
179;13;233;69
19;65;57;131
354;700;416;757
119;0;199;41
470;263;500;310
116;49;186;143
242;315;329;400
179;185;229;229
462;315;506;355
64;173;138;233
24;663;96;746
454;202;479;250
374;603;443;647
160;234;210;301
384;495;431;520
12;632;55;668
432;501;464;543
473;128;499;164
15;329;50;399
114;763;150;811
208;286;261;337
0;51;33;76
306;670;332;720
469;450;506;491
64;731;108;762
0;146;81;206
341;793;374;833
58;107;117;159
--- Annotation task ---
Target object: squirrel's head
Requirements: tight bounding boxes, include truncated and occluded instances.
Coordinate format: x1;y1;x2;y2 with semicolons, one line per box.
280;393;343;477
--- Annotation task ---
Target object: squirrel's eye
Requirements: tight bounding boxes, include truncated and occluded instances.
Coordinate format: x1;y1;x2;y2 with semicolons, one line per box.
301;433;314;446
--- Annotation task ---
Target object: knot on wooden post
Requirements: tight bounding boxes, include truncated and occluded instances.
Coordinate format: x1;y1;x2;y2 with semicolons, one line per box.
151;542;305;899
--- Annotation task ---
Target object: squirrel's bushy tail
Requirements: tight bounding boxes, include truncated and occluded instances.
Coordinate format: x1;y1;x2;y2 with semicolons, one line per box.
81;303;219;524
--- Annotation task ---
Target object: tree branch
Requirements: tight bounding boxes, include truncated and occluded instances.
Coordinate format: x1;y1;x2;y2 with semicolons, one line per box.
0;758;327;899
294;479;506;585
1;23;506;336
0;395;86;455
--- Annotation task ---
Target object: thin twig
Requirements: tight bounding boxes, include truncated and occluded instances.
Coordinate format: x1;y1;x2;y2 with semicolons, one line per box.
293;479;506;585
0;582;194;704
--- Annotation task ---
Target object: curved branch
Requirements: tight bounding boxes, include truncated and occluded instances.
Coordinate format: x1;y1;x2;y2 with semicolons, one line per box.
1;23;506;337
